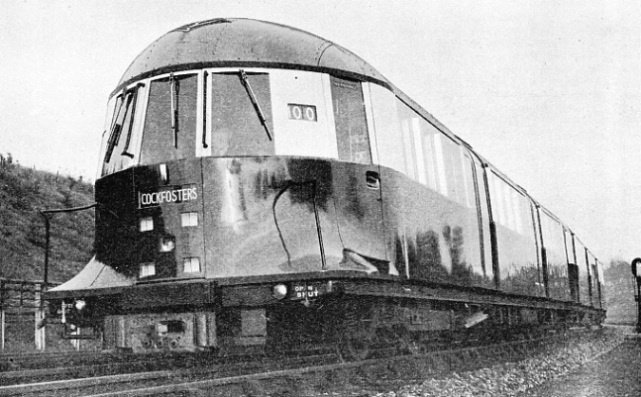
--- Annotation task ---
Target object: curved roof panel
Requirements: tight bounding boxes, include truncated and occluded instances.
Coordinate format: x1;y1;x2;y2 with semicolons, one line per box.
116;18;389;91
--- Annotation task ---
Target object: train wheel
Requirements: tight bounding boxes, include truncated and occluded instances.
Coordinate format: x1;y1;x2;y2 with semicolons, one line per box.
339;303;378;361
341;320;375;360
397;326;420;355
403;335;421;355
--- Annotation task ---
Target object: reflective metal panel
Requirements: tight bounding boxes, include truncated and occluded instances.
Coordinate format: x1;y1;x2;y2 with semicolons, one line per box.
200;157;387;278
380;167;491;288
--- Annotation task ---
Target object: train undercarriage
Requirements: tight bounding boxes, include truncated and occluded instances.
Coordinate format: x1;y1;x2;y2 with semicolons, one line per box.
54;276;605;360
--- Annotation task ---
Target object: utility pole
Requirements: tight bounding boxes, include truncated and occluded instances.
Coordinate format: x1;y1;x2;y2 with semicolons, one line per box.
39;203;97;286
631;258;641;333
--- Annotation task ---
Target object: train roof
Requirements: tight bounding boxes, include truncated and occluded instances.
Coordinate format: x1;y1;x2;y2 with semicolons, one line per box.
115;18;390;94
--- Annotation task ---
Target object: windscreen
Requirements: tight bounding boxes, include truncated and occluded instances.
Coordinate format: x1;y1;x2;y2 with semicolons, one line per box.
210;72;274;156
140;74;198;165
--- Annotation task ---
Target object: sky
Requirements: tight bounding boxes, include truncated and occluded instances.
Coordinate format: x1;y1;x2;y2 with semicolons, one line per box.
1;0;640;264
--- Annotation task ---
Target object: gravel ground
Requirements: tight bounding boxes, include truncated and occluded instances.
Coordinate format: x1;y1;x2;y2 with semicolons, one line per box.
205;328;632;397
517;338;641;397
363;330;627;397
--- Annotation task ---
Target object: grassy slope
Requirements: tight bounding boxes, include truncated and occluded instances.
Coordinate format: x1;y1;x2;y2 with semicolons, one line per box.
0;157;94;284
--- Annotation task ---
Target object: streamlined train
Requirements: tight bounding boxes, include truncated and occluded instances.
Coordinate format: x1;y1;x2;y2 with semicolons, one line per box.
45;18;605;358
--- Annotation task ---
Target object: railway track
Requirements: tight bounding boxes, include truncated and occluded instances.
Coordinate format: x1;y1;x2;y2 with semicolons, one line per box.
0;350;104;371
0;329;601;397
0;352;337;397
0;350;219;386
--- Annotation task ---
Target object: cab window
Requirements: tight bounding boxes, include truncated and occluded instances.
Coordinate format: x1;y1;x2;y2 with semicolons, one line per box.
101;85;143;176
210;72;274;156
140;73;198;165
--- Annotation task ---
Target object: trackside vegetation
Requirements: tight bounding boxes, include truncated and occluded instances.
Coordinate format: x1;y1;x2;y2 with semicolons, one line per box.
0;153;94;284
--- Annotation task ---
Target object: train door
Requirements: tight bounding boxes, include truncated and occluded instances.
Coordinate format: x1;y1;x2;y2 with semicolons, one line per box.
326;76;389;271
271;71;388;272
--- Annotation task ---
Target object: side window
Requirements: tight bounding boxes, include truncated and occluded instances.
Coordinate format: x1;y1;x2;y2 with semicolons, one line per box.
576;240;591;305
421;128;439;191
461;152;474;208
440;137;471;206
330;76;372;164
489;173;505;226
400;118;417;179
540;211;566;261
395;99;474;207
210;72;274;156
369;84;405;173
512;190;523;233
100;85;144;176
564;229;576;264
396;101;442;191
140;73;198;165
489;172;534;236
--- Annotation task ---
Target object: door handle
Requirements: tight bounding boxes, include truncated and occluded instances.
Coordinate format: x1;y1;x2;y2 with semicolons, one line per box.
365;171;380;190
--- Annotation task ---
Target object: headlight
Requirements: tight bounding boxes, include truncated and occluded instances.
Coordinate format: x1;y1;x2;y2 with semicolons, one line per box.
159;237;175;252
74;299;87;311
272;284;288;300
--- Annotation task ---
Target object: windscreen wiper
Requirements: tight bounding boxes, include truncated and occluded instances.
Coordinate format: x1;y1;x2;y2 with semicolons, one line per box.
121;89;140;158
104;96;126;163
239;69;273;141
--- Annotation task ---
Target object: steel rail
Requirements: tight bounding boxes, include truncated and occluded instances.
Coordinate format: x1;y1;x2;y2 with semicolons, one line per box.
1;328;606;396
80;336;571;397
0;353;333;397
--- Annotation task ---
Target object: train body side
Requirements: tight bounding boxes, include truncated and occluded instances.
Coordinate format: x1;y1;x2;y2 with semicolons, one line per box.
48;154;605;309
45;18;605;351
47;155;605;350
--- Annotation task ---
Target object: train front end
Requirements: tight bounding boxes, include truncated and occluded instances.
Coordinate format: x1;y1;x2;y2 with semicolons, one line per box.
45;18;395;352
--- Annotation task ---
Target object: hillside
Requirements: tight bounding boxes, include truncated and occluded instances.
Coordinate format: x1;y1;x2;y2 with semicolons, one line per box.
0;154;94;284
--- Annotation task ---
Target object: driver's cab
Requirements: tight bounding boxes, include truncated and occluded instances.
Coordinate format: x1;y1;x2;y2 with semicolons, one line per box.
98;68;377;178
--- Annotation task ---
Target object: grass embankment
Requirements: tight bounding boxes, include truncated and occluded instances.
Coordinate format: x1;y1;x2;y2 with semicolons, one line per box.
0;154;94;284
0;155;96;351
